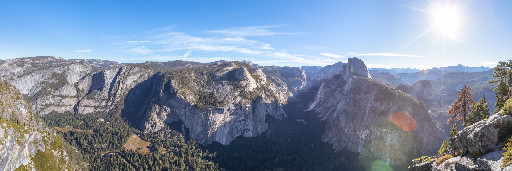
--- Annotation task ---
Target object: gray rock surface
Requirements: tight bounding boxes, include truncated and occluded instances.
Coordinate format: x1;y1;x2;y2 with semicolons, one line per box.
0;56;95;115
0;57;292;145
125;63;289;145
0;77;86;170
340;57;371;80
452;113;512;156
308;57;443;167
261;66;307;96
410;113;512;171
301;61;345;88
396;80;435;107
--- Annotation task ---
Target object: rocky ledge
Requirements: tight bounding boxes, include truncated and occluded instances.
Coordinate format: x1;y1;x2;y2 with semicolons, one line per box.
410;112;512;170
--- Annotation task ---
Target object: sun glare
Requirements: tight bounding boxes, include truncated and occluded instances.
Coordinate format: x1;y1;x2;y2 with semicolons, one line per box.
427;1;465;41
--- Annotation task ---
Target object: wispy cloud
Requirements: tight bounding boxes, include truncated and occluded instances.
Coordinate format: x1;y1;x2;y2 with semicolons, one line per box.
111;25;323;66
114;29;280;57
122;55;237;63
353;52;423;58
208;26;300;37
114;46;153;54
126;41;152;43
183;51;192;58
75;49;92;53
320;53;343;59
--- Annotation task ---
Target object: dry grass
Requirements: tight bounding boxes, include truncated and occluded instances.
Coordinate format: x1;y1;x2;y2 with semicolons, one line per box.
123;134;151;154
54;126;93;134
436;154;453;165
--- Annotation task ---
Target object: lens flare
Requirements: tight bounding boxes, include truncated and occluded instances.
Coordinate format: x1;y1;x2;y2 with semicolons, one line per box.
389;111;416;131
371;160;394;171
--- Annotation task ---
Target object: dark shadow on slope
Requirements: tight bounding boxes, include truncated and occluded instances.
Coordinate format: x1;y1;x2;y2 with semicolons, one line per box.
120;74;163;129
88;71;106;94
207;86;362;171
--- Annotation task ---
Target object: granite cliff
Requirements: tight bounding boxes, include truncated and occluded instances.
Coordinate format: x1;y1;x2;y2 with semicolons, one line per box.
0;57;299;145
308;58;443;168
0;77;86;170
120;62;290;145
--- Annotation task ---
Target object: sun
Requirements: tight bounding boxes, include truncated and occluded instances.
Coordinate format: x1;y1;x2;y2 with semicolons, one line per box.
427;1;465;41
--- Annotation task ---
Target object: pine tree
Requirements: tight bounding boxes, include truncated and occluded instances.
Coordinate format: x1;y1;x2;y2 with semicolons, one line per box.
490;60;512;111
467;96;490;125
447;85;476;126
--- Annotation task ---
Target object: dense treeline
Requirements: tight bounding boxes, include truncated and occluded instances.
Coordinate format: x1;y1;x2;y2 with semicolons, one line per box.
42;112;218;170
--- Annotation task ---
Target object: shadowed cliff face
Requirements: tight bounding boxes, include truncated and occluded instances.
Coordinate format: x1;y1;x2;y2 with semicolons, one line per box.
308;58;443;169
207;85;364;171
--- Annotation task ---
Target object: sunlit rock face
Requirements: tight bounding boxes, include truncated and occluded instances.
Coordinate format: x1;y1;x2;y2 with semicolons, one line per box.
452;113;512;157
340;58;371;80
0;77;85;170
308;57;443;168
125;63;290;145
0;57;96;115
261;66;307;97
301;61;345;88
410;113;512;170
0;57;299;145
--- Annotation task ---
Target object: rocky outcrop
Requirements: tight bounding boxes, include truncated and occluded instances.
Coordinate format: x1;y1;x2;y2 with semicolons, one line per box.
410;113;512;170
75;65;153;114
396;80;435;107
0;77;86;170
339;58;371;80
0;56;96;115
261;66;307;96
76;61;289;145
69;58;122;69
302;61;345;87
122;62;288;145
452;113;512;157
308;57;443;168
0;57;291;146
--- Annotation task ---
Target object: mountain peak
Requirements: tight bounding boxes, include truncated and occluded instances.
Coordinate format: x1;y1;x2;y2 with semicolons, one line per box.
341;57;371;80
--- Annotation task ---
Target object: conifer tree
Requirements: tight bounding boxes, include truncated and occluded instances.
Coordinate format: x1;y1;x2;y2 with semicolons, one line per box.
467;96;490;125
447;85;475;126
490;60;512;110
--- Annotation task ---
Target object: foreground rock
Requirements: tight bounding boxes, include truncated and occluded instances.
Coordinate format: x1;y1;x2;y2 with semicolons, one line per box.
410;113;512;170
308;58;443;168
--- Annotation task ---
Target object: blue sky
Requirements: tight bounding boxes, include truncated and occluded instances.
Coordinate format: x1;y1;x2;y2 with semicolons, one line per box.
0;0;511;68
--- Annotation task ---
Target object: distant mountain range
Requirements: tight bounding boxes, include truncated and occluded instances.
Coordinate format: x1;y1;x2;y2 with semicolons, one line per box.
370;64;491;74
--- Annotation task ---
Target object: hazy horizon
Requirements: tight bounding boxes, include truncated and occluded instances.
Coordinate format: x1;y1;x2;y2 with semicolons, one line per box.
0;55;497;70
